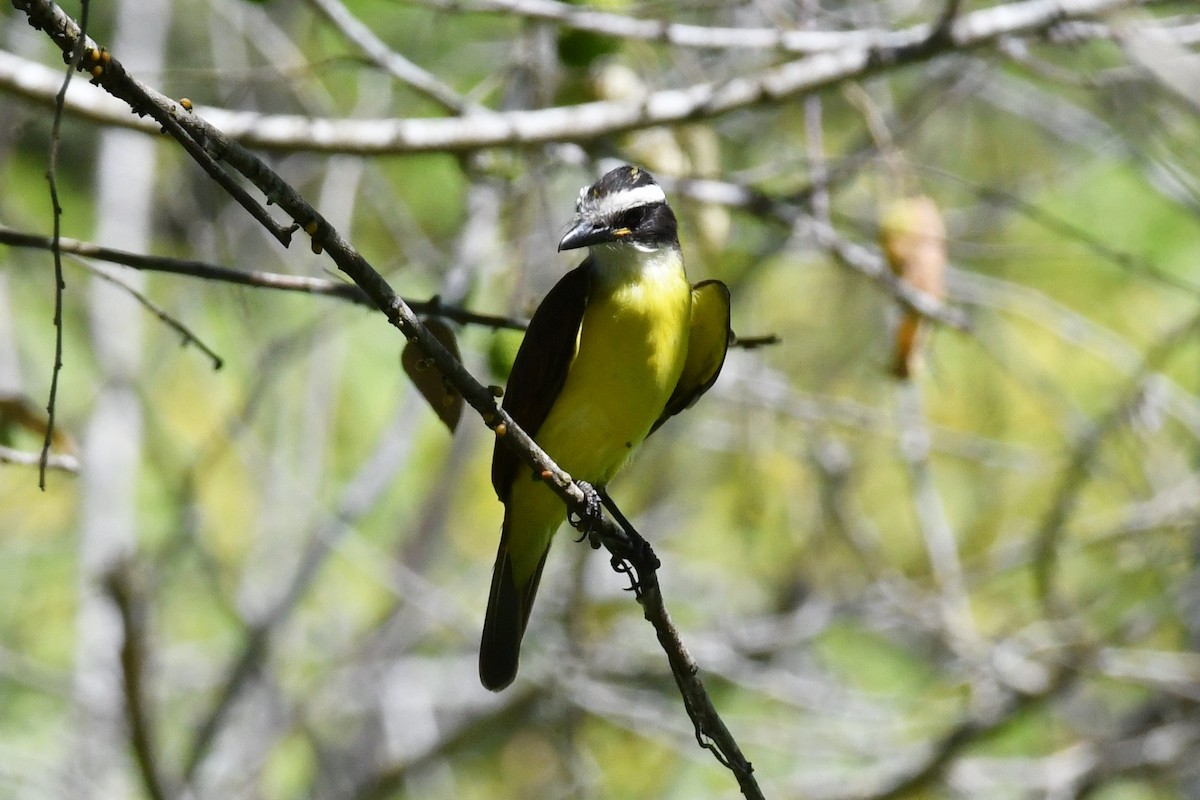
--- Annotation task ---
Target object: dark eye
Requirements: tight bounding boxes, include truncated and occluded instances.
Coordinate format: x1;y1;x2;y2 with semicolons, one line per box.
616;206;648;231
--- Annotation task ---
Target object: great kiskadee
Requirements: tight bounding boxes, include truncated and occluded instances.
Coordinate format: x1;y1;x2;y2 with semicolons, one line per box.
480;165;732;691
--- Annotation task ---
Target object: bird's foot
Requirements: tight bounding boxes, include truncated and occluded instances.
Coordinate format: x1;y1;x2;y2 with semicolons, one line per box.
612;535;660;599
569;482;661;597
569;480;605;549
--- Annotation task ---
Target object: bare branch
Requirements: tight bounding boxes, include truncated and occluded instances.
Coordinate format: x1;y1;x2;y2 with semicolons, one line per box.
639;583;763;799
411;0;887;54
35;0;89;490
1;0;1164;154
0;225;528;331
0;445;79;472
72;257;224;370
105;566;172;800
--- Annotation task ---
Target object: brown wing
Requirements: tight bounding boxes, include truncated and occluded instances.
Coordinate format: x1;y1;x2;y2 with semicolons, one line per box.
491;262;592;500
650;279;732;436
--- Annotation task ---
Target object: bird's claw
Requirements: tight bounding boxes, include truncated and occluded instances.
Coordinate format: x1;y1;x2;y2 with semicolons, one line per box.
569;480;605;545
608;554;642;595
568;482;660;598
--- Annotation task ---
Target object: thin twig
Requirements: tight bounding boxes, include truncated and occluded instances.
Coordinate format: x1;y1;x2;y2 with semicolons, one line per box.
153;107;297;246
307;0;479;115
36;0;90;490
0;225;529;331
72;257;224;370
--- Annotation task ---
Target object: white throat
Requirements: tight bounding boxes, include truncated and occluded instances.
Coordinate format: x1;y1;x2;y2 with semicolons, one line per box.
589;241;683;286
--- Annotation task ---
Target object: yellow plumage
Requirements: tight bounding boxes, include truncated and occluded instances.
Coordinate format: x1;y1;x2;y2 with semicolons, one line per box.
505;249;691;588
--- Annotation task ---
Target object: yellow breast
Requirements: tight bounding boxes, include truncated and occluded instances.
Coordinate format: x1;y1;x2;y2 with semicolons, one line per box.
534;246;691;484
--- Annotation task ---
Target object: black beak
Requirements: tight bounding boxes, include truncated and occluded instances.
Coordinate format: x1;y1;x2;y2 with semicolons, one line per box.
558;219;614;251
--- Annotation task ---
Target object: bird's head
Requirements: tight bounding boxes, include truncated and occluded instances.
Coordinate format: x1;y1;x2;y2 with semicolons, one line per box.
559;165;679;253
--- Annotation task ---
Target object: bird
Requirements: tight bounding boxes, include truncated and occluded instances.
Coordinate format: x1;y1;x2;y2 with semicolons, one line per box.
480;165;732;691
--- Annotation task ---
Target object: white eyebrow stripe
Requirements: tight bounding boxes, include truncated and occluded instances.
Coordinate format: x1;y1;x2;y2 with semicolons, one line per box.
584;183;667;218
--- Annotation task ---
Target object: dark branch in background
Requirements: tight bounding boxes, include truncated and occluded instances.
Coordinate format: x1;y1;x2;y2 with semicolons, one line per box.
11;0;762;795
930;0;965;43
0;225;779;346
0;226;529;332
105;565;172;800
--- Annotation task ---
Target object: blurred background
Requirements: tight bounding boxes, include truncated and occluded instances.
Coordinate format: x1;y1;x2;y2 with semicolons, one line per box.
4;0;1200;797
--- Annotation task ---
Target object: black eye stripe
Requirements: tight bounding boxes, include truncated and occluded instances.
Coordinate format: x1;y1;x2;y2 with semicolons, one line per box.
615;205;650;230
603;201;677;246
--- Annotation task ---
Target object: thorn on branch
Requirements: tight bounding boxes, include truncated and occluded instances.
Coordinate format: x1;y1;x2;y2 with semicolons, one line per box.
732;333;781;350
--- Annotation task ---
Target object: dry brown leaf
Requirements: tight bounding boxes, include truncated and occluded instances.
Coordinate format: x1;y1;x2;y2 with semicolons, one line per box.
401;317;463;432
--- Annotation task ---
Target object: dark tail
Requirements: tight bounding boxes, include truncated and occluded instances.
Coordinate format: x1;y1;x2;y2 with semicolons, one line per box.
479;519;549;691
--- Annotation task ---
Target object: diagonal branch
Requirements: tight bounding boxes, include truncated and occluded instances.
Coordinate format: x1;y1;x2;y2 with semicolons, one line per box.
70;256;224;370
306;0;479;115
